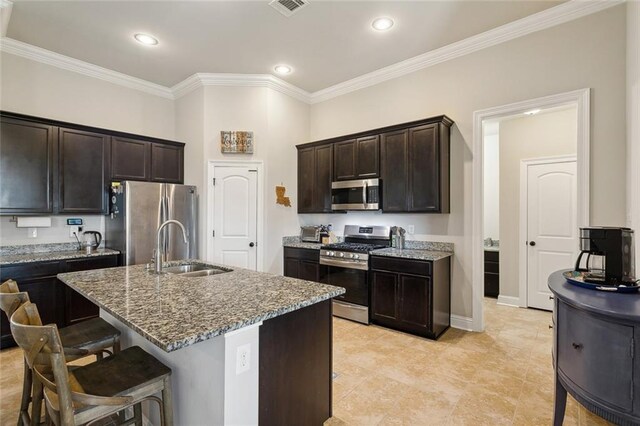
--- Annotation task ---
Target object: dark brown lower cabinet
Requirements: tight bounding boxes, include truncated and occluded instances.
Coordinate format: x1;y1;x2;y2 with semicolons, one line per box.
370;255;451;339
260;299;332;425
0;254;118;348
283;247;327;282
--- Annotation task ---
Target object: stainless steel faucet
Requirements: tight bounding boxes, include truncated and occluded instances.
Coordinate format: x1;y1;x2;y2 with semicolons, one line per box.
155;220;189;274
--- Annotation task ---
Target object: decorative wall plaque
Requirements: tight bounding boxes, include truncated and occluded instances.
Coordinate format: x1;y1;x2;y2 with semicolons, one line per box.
221;131;254;154
275;185;291;207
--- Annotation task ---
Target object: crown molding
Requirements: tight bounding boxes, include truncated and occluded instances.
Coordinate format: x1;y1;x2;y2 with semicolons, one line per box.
172;73;312;103
0;0;623;104
309;0;625;104
0;37;174;99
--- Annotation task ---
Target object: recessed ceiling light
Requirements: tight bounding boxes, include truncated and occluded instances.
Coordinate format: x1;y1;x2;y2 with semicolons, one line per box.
134;33;159;46
372;17;394;31
524;109;541;116
274;65;292;75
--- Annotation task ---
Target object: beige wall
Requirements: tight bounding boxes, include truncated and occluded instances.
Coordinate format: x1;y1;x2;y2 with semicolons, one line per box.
183;85;309;274
498;108;577;300
483;126;500;241
0;52;176;246
628;1;640;272
308;6;627;319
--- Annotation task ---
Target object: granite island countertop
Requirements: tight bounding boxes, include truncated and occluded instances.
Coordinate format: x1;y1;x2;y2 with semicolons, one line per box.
0;243;119;266
370;248;453;261
57;261;345;352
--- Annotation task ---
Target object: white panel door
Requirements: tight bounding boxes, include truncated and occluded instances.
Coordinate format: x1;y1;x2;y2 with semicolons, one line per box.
526;160;577;310
213;166;258;270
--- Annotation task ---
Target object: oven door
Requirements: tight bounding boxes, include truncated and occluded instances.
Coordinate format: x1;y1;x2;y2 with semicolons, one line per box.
324;265;368;307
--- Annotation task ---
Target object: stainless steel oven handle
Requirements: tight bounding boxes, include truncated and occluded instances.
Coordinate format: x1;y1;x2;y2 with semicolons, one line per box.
320;257;369;270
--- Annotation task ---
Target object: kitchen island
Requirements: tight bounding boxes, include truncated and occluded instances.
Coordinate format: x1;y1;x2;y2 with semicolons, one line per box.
57;261;344;426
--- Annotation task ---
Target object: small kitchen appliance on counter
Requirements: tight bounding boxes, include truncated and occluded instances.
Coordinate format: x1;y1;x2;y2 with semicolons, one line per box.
320;225;391;323
567;227;637;291
81;231;102;254
300;226;321;243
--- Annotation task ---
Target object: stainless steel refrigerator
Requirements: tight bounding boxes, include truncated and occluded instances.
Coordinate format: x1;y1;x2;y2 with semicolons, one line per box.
106;181;198;265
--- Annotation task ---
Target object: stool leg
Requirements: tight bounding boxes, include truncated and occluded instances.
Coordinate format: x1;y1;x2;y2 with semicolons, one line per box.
30;375;43;426
18;359;32;426
133;403;142;426
161;377;173;426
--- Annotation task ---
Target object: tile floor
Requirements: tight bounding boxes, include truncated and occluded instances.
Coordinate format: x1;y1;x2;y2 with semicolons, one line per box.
0;299;612;425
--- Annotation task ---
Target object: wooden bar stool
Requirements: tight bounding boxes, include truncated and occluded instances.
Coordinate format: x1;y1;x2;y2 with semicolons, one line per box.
0;279;121;425
10;302;173;426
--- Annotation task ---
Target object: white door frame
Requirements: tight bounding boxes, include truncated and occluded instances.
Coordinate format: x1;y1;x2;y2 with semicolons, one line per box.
207;160;265;272
471;88;590;332
519;155;577;308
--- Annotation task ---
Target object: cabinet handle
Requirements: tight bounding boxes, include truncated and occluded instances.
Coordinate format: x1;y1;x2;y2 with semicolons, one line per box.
549;324;553;329
549;295;554;300
572;342;583;350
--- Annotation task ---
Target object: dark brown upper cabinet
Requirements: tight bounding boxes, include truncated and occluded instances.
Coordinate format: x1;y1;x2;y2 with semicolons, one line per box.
333;136;380;181
0;117;56;215
111;137;151;181
57;128;110;214
298;115;452;214
381;118;452;213
0;111;185;215
297;144;333;213
151;143;184;183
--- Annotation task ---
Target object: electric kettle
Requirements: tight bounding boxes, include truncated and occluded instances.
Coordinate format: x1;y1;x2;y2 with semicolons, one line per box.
82;231;102;254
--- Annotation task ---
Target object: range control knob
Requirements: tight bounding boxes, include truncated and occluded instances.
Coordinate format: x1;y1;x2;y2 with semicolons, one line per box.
328;251;335;257
354;254;360;259
349;253;355;259
339;253;345;258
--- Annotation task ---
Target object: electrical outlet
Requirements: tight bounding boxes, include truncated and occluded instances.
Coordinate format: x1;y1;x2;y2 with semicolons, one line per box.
27;228;37;238
69;226;82;238
407;225;415;235
236;343;251;375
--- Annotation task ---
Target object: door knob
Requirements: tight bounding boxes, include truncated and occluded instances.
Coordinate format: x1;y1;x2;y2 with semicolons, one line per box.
249;242;255;247
529;241;536;246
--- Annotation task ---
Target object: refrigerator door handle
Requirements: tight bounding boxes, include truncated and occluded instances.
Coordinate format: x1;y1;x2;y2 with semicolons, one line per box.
162;194;170;262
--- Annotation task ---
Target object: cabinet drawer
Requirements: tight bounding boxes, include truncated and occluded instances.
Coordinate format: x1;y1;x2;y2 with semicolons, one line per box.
557;301;633;412
0;261;60;281
370;256;431;276
284;247;320;262
484;250;499;262
64;256;118;272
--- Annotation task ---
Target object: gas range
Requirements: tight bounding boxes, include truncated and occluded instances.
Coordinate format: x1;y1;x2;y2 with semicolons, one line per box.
319;225;391;324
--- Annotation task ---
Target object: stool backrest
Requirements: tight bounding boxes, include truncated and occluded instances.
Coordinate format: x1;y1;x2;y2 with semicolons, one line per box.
0;279;30;318
11;302;132;424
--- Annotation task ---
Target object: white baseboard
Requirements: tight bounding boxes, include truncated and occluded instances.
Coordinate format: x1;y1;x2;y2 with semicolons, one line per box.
497;295;521;307
450;314;474;331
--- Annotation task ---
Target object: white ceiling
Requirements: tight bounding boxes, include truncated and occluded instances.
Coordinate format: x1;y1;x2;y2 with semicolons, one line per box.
6;1;563;92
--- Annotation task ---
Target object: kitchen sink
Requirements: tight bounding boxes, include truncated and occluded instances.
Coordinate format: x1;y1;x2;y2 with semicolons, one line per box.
162;263;232;277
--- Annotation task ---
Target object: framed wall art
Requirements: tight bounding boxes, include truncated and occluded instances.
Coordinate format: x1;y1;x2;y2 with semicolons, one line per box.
221;130;254;154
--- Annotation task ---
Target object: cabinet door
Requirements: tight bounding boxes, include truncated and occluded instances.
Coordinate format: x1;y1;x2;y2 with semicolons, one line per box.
408;124;440;212
356;135;380;178
57;128;110;214
371;271;399;323
314;144;333;213
151;143;183;183
380;130;408;212
0;275;62;348
299;260;321;282
333;139;357;181
111;136;151;181
297;147;315;213
557;302;634;412
284;258;300;278
0;117;56;214
64;256;118;326
398;274;431;330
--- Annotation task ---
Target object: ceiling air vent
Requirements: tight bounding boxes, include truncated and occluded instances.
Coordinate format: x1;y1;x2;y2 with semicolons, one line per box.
269;0;309;17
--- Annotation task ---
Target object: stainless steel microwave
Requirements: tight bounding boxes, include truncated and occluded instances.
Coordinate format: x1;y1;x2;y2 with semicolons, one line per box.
331;178;381;211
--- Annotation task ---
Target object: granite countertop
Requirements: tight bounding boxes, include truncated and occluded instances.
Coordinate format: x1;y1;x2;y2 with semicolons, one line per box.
484;245;500;252
371;248;453;261
0;243;119;266
282;237;325;250
57;261;345;353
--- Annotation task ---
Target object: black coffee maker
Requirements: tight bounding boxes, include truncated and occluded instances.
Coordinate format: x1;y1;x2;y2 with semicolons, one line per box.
575;227;636;285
